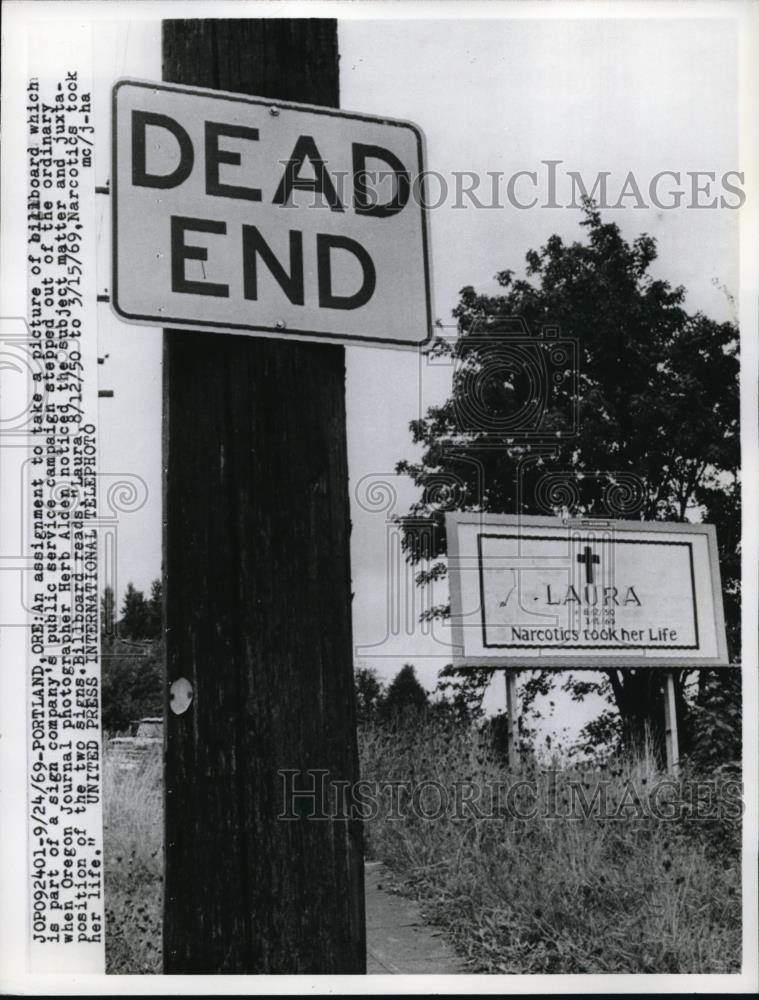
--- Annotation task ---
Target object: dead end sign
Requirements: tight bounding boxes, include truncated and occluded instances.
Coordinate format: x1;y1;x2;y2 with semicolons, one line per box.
111;79;433;348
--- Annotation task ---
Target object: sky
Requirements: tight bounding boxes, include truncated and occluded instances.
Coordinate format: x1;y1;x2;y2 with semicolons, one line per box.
88;6;741;739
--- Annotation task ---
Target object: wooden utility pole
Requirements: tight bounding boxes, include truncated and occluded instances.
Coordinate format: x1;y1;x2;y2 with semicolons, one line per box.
161;19;365;974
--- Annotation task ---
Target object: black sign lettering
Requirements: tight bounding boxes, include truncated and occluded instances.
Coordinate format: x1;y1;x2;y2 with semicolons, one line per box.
317;234;376;310
205;122;262;202
273;135;344;211
132;111;194;189
242;225;304;305
171;216;229;297
352;143;410;217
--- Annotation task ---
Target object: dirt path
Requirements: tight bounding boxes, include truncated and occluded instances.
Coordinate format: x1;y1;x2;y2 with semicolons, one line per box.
364;862;464;974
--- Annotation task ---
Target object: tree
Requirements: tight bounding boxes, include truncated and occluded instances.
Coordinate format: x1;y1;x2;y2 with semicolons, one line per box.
354;666;385;723
101;645;163;733
145;578;163;640
119;582;150;640
101;585;116;648
687;668;741;771
396;201;739;758
431;666;490;724
101;581;164;733
380;664;428;721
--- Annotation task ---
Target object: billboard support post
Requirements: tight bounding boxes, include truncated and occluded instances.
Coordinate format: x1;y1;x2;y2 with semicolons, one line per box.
505;670;519;767
663;671;681;776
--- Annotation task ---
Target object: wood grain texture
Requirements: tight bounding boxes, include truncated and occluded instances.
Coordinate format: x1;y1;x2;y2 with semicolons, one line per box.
161;18;365;974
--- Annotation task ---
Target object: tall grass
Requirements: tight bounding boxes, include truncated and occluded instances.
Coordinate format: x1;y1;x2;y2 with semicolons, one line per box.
359;714;742;974
102;742;162;973
102;718;741;974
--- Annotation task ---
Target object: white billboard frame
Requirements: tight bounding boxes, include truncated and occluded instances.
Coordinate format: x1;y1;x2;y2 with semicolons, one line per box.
446;513;730;669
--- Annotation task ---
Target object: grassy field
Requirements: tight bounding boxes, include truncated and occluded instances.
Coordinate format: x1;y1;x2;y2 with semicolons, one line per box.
103;744;162;974
358;716;742;974
103;719;741;974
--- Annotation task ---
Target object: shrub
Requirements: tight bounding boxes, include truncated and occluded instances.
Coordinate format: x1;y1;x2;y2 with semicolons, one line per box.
358;715;741;974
